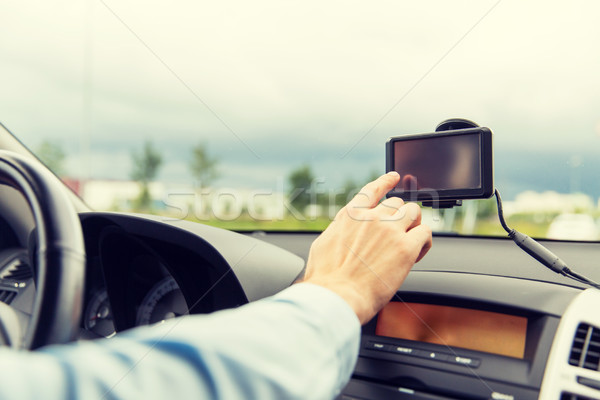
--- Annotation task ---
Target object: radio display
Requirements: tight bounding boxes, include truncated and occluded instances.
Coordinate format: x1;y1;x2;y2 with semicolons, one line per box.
375;302;527;359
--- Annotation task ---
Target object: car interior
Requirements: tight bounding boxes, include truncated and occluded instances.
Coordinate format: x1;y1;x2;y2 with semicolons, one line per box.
1;122;600;400
2;2;600;400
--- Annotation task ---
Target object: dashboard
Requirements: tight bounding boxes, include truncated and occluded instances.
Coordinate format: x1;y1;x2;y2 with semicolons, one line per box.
350;274;569;399
1;206;600;399
0;210;304;343
77;212;305;338
255;232;600;400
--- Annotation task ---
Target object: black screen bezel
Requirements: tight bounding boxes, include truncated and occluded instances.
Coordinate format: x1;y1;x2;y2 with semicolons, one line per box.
385;127;493;202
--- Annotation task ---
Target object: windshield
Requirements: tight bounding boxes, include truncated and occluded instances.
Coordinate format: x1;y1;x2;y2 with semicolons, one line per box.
2;1;599;239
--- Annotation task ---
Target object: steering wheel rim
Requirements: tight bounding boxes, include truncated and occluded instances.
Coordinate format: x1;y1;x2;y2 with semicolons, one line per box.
0;150;85;349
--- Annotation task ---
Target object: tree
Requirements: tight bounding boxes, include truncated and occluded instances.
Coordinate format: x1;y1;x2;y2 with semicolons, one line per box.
336;178;360;206
334;171;380;206
131;140;163;211
36;140;66;176
288;165;315;213
366;169;381;184
189;142;219;188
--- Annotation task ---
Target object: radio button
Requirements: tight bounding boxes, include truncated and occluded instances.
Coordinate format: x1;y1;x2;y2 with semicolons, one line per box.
414;350;450;361
450;355;481;367
366;341;390;352
391;346;417;355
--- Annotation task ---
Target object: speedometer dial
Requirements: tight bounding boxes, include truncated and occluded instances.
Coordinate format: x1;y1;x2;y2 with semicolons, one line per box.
136;277;188;326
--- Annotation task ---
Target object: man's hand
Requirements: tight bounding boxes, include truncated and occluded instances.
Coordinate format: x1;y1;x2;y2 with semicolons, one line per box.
302;172;432;325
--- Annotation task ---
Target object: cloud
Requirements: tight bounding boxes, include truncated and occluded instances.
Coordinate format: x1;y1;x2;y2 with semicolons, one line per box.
1;0;600;187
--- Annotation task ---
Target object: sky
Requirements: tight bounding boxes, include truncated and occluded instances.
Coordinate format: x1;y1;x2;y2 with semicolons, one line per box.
0;0;599;194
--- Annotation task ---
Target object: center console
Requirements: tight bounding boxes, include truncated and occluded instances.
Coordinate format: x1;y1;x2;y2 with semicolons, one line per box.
338;272;581;400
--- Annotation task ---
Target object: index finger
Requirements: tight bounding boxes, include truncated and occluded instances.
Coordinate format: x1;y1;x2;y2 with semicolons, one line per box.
348;171;400;209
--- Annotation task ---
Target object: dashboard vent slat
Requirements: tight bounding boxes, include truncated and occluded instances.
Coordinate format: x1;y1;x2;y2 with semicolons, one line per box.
569;323;600;371
560;392;597;400
0;257;31;305
0;290;16;304
0;259;33;282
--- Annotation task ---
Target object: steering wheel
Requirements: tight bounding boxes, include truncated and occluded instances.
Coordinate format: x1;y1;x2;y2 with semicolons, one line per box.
0;150;85;349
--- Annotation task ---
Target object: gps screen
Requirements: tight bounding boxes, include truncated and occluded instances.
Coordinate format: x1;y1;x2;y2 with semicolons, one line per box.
392;132;482;191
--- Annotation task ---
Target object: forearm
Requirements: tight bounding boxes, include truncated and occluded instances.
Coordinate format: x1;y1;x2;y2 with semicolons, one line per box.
0;283;360;400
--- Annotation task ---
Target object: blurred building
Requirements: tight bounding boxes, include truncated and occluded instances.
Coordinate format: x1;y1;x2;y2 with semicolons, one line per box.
503;191;595;216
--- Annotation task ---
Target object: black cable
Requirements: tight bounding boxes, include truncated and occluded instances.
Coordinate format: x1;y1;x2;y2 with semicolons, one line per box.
494;189;512;234
563;268;600;289
494;188;600;289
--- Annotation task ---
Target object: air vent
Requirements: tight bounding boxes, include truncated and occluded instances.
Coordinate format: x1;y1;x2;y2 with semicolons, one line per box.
560;392;598;400
569;323;600;371
0;290;16;304
0;258;32;282
0;257;31;305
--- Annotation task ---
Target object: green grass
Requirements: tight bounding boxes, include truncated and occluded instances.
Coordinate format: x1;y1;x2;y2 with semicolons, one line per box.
188;215;333;231
470;218;550;238
137;208;554;238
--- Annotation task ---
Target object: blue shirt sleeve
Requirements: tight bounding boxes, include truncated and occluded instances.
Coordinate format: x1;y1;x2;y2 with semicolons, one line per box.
0;283;360;400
